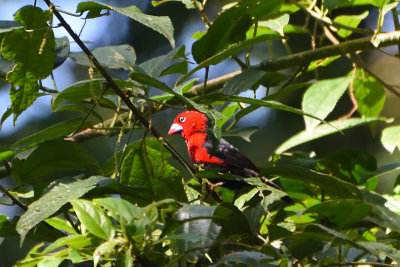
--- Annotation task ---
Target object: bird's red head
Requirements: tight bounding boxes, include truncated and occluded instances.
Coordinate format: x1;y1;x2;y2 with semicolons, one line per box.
168;111;208;139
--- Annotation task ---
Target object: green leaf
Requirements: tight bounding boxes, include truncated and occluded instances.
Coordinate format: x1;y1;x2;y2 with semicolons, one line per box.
71;199;114;240
192;0;283;62
152;0;195;9
369;0;390;7
97;197;141;222
262;14;290;35
54;36;70;69
1;6;55;78
0;21;23;33
323;0;371;10
192;5;252;63
43;234;93;253
353;70;386;119
357;241;400;262
362;190;400;231
0;107;13;132
11;118;92;149
70;45;136;70
93;240;119;267
317;150;377;185
0;214;7;232
76;1;110;18
334;11;369;38
120;138;187;201
222;70;266;95
263;166;363;199
139;45;185;78
302;77;352;133
276;117;386;153
305;199;372;228
77;1;174;47
212;251;272;266
44;217;77;235
54;104;103;122
381;125;400;153
16;176;111;244
8;65;40;123
12;140;101;185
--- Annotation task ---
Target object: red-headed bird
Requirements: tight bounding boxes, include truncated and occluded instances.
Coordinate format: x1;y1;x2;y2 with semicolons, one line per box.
168;111;291;202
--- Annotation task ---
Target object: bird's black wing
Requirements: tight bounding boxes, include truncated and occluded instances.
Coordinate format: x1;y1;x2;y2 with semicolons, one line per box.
203;137;259;177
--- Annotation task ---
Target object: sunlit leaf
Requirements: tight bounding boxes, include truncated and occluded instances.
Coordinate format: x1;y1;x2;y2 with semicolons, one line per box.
71;199;114;240
276;117;386;153
302;77;352;133
381;125;400;153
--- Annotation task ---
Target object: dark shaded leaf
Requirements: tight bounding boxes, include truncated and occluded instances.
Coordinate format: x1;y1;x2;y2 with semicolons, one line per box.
54;36;70;69
12;140;101;185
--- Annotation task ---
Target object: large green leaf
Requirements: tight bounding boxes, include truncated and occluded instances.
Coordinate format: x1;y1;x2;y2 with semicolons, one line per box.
71;199;114;240
316;150;377;185
8;65;39;123
77;1;174;47
334;11;369;38
12;140;101;185
43;234;94;254
70;45;136;70
263;166;363;199
276;117;386;153
120;138;187;201
304;199;372;228
16;176;111;244
302;77;352;133
139;45;185;78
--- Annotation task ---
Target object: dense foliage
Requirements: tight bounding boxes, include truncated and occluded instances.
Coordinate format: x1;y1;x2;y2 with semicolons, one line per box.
1;0;400;266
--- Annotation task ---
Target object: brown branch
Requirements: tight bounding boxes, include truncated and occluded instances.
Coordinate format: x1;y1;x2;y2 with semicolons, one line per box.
254;31;400;72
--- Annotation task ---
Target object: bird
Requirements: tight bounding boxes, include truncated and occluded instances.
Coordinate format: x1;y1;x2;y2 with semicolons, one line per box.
168;110;292;203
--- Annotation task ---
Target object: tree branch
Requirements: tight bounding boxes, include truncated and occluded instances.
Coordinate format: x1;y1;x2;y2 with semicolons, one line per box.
185;31;400;95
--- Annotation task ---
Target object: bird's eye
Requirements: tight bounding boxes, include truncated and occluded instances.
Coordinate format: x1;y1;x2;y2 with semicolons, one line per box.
179;116;186;123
